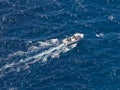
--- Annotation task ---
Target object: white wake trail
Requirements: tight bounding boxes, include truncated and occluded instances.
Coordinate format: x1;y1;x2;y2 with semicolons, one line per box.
0;41;77;78
21;43;65;63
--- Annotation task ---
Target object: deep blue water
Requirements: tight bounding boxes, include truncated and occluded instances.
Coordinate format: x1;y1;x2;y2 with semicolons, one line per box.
0;0;120;90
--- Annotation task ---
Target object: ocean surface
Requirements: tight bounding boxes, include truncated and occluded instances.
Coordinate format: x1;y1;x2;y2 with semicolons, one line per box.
0;0;120;90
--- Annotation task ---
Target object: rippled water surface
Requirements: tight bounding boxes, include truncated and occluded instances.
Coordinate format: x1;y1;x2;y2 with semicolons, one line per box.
0;0;120;90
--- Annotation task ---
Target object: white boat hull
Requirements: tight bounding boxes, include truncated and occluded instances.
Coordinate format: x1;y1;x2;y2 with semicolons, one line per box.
62;33;84;46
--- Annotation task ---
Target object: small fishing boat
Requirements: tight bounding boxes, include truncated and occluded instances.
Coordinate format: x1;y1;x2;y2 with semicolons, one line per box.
62;33;84;46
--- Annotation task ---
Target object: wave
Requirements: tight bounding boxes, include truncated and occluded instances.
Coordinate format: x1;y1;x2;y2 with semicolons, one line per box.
0;38;77;78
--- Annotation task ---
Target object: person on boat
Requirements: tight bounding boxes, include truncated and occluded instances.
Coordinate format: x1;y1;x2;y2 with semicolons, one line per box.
73;36;78;40
67;38;71;42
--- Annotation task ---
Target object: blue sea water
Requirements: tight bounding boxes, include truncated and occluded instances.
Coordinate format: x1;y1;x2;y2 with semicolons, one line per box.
0;0;120;90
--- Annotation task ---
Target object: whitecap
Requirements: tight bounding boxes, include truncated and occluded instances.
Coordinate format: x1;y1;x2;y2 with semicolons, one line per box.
96;33;104;38
108;15;114;21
